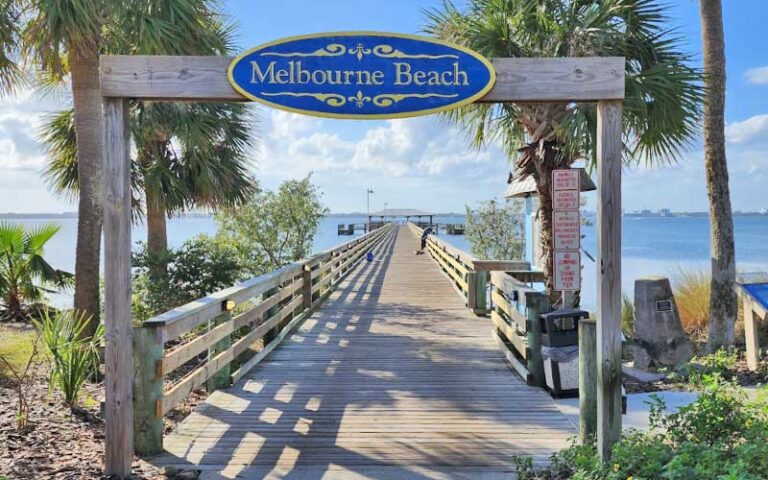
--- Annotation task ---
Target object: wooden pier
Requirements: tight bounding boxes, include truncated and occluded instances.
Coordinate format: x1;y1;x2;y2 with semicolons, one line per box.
151;225;574;479
100;55;625;476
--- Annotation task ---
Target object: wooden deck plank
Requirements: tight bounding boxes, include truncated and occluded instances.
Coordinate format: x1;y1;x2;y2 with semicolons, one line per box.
152;226;574;478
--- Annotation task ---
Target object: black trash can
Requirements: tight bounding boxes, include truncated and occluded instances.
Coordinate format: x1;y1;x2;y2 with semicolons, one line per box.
538;309;589;397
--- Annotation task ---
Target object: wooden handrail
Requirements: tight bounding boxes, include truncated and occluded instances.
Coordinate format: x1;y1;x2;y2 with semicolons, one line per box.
408;222;531;272
133;223;394;455
407;222;533;313
489;270;549;387
144;225;391;342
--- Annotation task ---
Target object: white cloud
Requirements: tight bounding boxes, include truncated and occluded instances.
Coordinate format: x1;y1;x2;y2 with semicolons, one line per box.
0;110;46;170
258;110;507;180
725;114;768;144
350;120;419;176
0;88;66;172
745;66;768;85
252;110;511;211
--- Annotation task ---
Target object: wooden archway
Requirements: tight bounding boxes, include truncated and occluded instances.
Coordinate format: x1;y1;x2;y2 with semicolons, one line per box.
99;54;625;476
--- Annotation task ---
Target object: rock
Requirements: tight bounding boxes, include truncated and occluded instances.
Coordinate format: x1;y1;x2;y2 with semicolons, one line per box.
622;363;668;382
633;276;694;370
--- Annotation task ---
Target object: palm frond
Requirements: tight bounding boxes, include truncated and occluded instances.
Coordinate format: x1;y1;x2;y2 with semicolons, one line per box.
22;0;107;79
0;0;26;94
39;108;79;200
24;223;60;255
424;0;702;170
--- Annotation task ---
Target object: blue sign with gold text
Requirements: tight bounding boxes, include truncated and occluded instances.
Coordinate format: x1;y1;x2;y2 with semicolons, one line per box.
228;32;496;119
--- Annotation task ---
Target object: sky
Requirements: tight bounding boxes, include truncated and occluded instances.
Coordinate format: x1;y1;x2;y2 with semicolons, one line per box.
1;0;768;214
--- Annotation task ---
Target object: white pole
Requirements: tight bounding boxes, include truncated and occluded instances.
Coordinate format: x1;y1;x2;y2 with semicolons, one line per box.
366;188;373;232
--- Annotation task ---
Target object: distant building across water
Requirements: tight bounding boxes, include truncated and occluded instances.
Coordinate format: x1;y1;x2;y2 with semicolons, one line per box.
624;209;768;218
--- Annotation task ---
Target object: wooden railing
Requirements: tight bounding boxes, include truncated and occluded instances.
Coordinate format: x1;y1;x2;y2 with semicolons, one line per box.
489;271;550;387
406;222;532;314
133;224;393;454
406;222;550;387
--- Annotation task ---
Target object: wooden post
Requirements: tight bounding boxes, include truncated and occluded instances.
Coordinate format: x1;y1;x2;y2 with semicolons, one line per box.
526;292;549;388
467;272;477;310
579;318;598;444
133;325;164;455
470;271;488;315
596;99;623;461
302;264;313;310
103;97;133;477
742;295;760;372
207;312;232;391
262;287;281;345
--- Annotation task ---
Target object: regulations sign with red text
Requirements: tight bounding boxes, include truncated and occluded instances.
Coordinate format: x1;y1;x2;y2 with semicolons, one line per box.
553;189;579;210
553;169;580;191
554;251;581;291
552;169;582;292
553;210;580;250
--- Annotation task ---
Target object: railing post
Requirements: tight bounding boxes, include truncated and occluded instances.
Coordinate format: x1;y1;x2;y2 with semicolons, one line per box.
474;271;488;314
206;311;232;391
743;295;760;372
525;292;549;388
262;287;281;345
467;272;478;310
579;318;598;443
303;264;313;311
133;324;164;455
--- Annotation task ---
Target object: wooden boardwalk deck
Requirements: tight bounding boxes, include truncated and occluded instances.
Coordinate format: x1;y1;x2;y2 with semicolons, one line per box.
155;226;575;479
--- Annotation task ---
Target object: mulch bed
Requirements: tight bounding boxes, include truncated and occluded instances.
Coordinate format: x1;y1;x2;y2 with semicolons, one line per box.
0;375;207;480
624;358;768;394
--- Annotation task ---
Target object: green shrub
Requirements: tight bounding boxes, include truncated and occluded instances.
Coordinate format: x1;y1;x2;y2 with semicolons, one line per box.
34;310;103;408
0;222;73;322
675;349;740;386
132;235;243;321
464;199;524;261
545;377;768;479
621;294;634;339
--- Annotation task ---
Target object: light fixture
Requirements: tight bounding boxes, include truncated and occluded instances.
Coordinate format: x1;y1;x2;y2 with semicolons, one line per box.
221;299;237;312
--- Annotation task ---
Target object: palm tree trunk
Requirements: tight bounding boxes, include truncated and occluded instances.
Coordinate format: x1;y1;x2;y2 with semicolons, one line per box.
70;44;104;337
145;185;169;279
534;165;557;303
6;291;23;321
700;0;737;351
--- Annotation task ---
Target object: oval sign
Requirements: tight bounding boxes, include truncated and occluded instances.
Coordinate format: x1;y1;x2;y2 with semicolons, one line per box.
228;32;496;120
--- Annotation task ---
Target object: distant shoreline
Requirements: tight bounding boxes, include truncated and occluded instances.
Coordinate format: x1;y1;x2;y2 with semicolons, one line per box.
0;212;466;220
1;211;765;220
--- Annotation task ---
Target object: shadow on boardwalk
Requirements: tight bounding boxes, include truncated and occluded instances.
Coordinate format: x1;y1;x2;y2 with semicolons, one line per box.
151;226;574;479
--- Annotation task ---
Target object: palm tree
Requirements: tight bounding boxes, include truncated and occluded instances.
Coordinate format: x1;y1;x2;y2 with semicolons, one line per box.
134;102;254;270
699;0;736;351
0;222;73;321
40;102;255;280
0;0;24;94
22;0;108;335
23;0;244;333
425;0;702;303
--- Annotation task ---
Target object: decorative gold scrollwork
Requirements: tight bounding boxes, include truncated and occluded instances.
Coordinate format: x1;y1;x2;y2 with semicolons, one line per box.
372;93;459;107
260;42;458;61
348;91;372;108
262;44;347;58
372;45;459;60
262;92;347;107
349;43;372;61
260;92;460;110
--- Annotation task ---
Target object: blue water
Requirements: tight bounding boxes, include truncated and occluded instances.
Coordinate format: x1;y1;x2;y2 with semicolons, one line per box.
7;214;768;312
